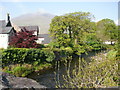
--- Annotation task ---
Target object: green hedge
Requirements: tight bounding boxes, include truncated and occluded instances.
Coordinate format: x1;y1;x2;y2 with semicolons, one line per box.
1;47;74;67
52;47;73;61
1;48;55;67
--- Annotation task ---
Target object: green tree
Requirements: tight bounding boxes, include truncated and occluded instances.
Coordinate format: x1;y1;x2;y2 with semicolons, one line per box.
49;12;95;49
96;19;117;44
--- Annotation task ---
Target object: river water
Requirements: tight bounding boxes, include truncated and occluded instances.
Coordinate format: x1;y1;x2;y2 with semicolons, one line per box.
28;50;107;88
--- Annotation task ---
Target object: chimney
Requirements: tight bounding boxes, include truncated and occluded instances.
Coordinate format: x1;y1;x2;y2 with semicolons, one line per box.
7;13;10;22
6;13;12;27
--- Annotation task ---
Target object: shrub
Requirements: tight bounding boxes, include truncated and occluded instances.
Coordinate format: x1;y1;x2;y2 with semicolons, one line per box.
34;63;52;72
2;48;55;67
106;50;117;60
9;30;38;48
3;64;33;77
55;50;118;88
3;63;53;77
13;66;32;77
52;47;73;61
42;48;55;62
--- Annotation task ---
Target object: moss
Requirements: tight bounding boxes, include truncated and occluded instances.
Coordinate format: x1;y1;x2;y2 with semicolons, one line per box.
34;63;52;72
2;63;53;77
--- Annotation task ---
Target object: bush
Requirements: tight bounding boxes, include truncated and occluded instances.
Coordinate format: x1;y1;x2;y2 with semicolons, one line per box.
34;63;52;72
13;66;32;77
9;30;38;48
3;64;33;77
55;50;118;88
2;48;55;67
3;63;53;77
1;47;75;77
42;48;55;62
52;47;73;61
106;50;117;60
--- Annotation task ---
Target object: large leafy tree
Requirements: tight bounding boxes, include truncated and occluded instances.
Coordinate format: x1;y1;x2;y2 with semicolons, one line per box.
96;19;118;44
9;29;38;48
49;12;95;49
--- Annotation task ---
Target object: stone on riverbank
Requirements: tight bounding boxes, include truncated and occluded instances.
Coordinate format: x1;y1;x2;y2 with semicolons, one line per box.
0;72;46;89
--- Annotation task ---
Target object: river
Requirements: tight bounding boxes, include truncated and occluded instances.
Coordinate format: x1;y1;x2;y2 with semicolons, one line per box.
27;50;107;88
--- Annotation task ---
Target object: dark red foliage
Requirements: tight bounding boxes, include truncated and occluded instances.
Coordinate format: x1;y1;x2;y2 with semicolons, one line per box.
9;29;38;48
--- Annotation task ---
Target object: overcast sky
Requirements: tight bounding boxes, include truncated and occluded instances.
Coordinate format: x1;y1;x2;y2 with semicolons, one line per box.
0;0;119;24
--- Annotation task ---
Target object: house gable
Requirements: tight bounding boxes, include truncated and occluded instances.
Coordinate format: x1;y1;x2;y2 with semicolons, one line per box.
0;15;16;49
19;26;39;36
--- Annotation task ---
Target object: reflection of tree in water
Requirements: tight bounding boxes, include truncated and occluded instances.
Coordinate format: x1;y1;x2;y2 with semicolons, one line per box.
28;50;109;88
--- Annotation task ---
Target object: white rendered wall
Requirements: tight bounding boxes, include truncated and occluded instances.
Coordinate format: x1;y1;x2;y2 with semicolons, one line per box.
0;34;9;49
36;38;44;44
104;41;115;45
33;31;38;36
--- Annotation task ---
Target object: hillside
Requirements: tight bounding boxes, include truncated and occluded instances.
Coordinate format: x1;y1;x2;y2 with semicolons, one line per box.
11;12;55;34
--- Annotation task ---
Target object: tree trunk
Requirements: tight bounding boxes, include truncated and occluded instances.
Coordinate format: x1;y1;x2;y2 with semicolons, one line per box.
75;38;78;45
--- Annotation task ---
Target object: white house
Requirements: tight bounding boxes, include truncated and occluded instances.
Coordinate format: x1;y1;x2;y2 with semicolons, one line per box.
103;41;115;45
18;26;39;36
0;14;51;49
0;14;14;49
37;37;44;44
18;26;47;44
0;20;16;49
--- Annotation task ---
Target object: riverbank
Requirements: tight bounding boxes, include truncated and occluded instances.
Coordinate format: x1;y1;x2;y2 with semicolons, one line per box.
27;50;110;88
1;47;73;77
1;48;118;88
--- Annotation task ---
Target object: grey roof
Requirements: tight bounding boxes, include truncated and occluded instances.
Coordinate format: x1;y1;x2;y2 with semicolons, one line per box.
19;26;39;32
0;20;13;34
0;27;13;34
38;34;51;44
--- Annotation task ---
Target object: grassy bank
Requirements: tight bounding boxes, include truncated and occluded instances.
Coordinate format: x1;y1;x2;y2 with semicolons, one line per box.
1;47;73;77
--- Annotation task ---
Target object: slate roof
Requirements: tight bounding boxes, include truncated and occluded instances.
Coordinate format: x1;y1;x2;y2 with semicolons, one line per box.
0;20;13;34
0;27;13;34
38;34;51;44
19;26;39;32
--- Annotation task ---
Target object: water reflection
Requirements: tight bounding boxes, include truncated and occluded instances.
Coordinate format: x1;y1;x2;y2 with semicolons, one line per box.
27;50;107;88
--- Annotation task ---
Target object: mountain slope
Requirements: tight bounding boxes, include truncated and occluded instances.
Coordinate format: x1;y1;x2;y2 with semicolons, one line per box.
11;12;55;34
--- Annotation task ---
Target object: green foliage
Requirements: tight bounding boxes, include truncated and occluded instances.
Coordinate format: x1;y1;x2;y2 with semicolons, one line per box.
84;33;104;50
49;12;95;48
42;48;55;62
3;63;53;77
1;47;75;77
96;18;118;42
106;50;117;60
53;47;73;61
13;66;32;77
49;11;105;55
1;48;55;67
73;44;86;55
3;64;33;77
55;50;118;88
34;63;52;72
